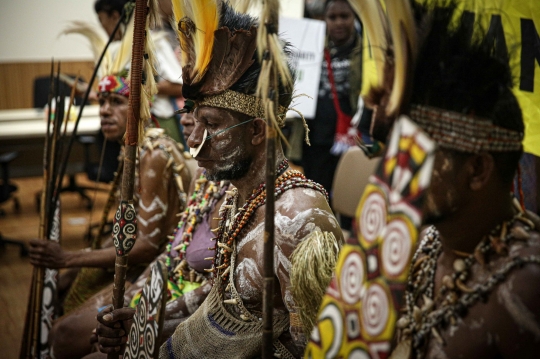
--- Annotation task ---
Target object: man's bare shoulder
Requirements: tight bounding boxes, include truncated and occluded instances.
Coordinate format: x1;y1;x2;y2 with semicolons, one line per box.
140;130;185;166
487;224;540;357
276;186;331;217
274;187;342;246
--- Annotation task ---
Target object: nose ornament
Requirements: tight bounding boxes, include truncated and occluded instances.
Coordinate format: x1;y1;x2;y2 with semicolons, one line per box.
190;129;208;157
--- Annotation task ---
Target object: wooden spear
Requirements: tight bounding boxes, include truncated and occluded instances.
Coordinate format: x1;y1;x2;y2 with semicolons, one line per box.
34;65;65;358
20;59;55;359
108;0;147;358
20;61;66;358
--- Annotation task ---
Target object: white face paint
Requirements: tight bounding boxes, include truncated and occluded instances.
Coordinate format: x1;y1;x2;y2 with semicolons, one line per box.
190;129;208;157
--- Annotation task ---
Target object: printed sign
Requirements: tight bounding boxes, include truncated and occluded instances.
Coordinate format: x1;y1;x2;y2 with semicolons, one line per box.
280;17;326;119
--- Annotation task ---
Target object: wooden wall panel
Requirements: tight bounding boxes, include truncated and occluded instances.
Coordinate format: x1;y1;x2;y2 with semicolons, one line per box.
0;61;95;110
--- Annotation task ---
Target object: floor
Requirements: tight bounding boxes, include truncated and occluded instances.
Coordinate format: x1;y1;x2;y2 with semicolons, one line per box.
0;175;111;359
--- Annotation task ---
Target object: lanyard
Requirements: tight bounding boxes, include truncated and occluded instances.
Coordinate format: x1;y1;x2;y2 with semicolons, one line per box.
324;48;346;118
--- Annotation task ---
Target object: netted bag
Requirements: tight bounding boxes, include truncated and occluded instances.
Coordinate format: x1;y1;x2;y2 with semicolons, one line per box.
159;285;289;359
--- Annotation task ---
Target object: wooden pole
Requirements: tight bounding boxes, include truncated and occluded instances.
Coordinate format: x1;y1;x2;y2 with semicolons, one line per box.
108;0;147;357
262;122;276;358
259;0;283;353
261;12;282;359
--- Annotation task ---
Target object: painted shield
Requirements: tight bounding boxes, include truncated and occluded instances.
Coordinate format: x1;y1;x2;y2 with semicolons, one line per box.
305;116;435;358
124;260;168;359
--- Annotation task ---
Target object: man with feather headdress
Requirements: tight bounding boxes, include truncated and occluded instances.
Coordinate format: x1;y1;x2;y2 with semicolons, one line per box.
93;1;343;358
68;0;185;142
28;4;193;356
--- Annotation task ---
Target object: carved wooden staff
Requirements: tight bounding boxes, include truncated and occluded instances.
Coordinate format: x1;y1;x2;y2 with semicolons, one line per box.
109;0;147;358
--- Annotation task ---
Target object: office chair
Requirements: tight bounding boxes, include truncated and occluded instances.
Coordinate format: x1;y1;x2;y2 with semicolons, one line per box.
332;147;380;239
0;151;27;257
83;131;121;183
82;132;121;242
33;75;85;109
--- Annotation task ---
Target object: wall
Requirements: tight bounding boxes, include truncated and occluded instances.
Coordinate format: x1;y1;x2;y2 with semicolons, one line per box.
0;0;304;110
0;0;100;62
0;61;95;109
0;0;100;109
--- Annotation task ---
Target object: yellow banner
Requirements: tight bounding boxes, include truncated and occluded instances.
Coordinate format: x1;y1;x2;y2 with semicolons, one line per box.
361;0;540;155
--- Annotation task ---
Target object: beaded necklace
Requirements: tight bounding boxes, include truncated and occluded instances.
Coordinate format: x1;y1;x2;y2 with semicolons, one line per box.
165;173;230;290
210;160;328;294
396;212;540;359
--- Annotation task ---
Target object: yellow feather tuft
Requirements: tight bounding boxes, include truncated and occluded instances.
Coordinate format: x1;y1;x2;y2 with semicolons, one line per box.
348;0;388;88
255;0;293;143
172;0;219;84
385;0;417;116
111;15;135;76
60;21;112;79
139;2;160;143
147;0;162;30
190;0;219;83
171;0;188;67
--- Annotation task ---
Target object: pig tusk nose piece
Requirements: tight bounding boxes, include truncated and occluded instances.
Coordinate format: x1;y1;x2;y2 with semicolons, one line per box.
190;129;208;157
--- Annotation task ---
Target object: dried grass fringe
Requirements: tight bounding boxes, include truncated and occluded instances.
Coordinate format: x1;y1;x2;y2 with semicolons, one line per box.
290;230;341;337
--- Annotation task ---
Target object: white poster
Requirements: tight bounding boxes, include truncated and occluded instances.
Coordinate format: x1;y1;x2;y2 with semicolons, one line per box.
279;17;326;119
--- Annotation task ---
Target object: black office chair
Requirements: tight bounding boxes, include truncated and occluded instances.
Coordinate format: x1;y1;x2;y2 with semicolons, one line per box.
33;75;85;109
0;151;27;257
83;131;121;184
81;131;121;243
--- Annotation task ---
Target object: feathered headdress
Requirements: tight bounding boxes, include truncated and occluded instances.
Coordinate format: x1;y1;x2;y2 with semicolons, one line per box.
171;0;294;131
61;1;161;142
61;16;135;84
350;0;523;155
348;0;418;148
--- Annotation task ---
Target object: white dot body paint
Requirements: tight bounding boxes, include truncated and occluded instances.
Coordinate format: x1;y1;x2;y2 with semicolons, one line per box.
190;129;208;157
145;168;157;178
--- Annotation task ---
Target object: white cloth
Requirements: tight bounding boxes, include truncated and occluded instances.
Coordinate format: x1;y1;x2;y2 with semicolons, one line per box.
151;31;183;118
